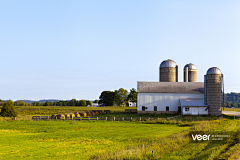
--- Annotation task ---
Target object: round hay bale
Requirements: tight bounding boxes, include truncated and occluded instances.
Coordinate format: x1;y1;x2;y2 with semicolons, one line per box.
94;111;99;115
75;113;81;117
51;114;57;119
57;114;65;119
74;112;79;115
78;111;85;116
85;111;92;116
91;111;96;116
65;113;70;119
69;113;75;118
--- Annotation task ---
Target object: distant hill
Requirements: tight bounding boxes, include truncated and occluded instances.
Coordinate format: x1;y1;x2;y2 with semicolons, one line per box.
17;99;62;104
224;92;240;107
15;99;94;104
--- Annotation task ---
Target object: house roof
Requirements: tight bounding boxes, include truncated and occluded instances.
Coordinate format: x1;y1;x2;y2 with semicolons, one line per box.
137;82;204;94
180;98;208;107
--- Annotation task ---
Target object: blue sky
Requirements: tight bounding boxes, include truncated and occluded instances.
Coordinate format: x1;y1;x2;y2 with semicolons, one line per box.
0;0;240;100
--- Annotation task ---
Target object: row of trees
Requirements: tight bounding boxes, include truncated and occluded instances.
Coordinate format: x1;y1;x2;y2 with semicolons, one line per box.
0;99;99;107
224;92;240;108
32;99;99;106
99;88;137;106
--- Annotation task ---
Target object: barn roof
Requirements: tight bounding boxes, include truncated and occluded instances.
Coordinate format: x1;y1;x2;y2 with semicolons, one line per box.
180;98;208;107
137;82;204;94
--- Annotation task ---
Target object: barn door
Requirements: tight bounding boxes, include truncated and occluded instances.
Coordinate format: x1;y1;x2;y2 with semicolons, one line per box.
192;107;198;115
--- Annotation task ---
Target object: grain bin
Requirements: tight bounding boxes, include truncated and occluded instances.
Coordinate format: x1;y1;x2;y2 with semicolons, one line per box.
184;63;197;82
205;67;223;116
159;59;178;82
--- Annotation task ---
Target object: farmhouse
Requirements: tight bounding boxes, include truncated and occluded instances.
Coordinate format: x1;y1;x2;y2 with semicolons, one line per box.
137;59;224;116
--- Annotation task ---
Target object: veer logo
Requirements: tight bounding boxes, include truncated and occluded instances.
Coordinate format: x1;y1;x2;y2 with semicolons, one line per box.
192;134;210;141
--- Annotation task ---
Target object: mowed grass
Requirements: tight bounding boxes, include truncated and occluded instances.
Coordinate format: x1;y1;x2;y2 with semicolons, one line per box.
0;120;187;159
0;117;240;159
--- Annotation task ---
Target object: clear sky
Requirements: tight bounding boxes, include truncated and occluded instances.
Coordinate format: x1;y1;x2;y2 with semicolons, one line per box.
1;0;240;101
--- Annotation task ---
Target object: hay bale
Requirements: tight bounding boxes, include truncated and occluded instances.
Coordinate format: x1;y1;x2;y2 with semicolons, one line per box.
65;113;70;119
104;110;110;113
85;111;92;116
69;113;75;118
78;111;86;116
51;114;57;119
75;113;81;117
96;110;103;114
56;114;65;119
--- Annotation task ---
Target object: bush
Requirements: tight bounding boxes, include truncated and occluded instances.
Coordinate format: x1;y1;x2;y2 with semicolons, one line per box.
0;100;18;117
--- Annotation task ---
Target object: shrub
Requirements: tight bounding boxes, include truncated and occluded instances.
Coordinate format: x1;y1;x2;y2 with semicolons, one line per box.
0;100;18;117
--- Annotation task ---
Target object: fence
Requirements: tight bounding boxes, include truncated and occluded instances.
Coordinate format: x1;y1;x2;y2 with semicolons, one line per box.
32;116;165;121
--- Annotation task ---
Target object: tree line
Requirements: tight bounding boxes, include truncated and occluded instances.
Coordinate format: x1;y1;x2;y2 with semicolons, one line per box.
31;99;98;106
0;88;137;107
0;99;98;107
224;92;240;108
99;88;137;106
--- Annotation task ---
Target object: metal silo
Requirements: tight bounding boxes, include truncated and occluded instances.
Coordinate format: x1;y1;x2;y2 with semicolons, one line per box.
159;59;178;82
205;67;223;116
184;63;197;82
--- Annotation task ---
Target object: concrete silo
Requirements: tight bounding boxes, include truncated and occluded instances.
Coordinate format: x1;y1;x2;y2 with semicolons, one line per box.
205;67;223;116
184;63;197;82
159;59;178;82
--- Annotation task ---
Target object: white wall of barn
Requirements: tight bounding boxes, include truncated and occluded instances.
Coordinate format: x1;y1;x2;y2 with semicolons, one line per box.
137;93;204;111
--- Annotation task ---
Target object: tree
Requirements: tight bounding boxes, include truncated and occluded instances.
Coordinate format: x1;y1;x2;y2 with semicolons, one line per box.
43;101;52;106
114;88;128;106
93;100;99;103
14;100;25;106
86;100;92;106
99;91;115;106
0;100;18;117
79;100;87;106
69;99;77;106
0;99;5;106
127;88;137;103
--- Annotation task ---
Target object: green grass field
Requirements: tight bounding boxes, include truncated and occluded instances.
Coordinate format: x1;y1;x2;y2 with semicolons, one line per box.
223;107;240;112
0;117;239;159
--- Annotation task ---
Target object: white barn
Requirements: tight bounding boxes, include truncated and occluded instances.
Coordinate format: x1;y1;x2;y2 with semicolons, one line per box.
137;82;209;115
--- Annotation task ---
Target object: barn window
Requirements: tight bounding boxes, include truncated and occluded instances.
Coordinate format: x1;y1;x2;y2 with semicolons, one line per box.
185;107;189;111
154;106;157;111
166;106;169;111
142;106;145;111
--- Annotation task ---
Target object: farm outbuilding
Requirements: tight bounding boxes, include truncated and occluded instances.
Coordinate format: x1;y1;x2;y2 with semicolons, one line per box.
137;59;224;116
180;99;208;115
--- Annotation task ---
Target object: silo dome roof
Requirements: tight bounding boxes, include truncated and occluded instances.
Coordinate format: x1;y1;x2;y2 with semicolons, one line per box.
159;59;177;68
207;67;221;74
184;63;197;70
